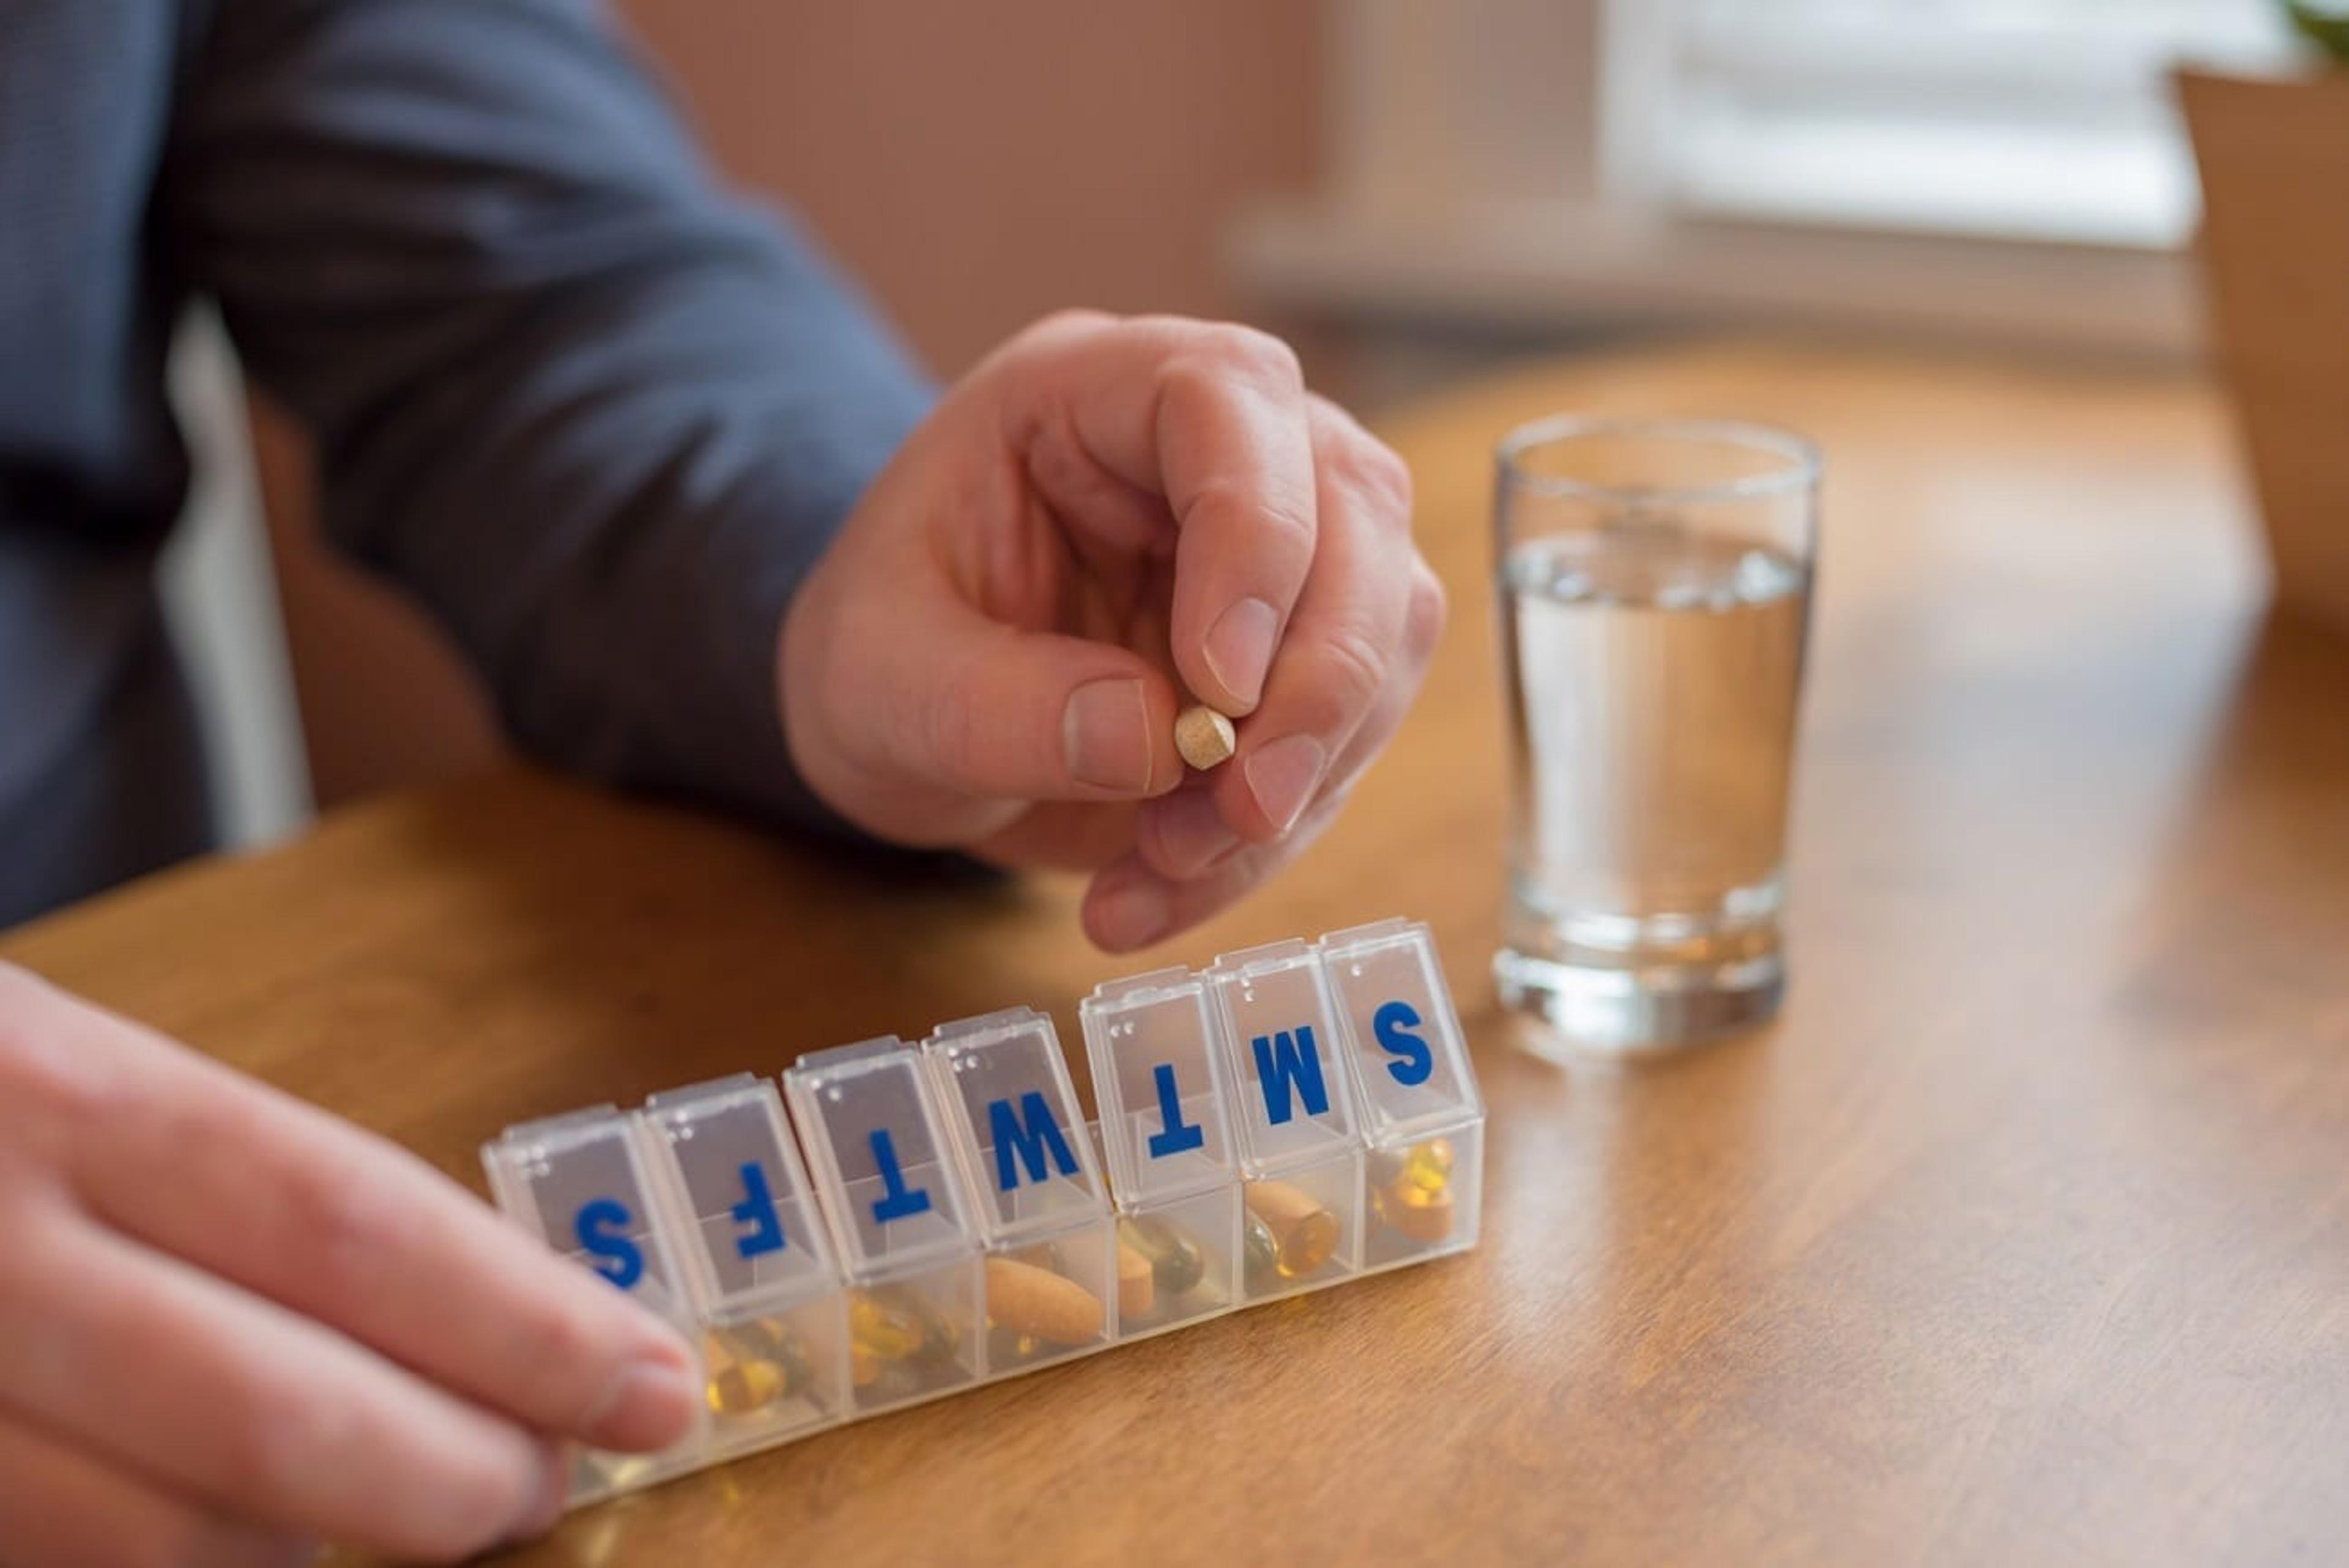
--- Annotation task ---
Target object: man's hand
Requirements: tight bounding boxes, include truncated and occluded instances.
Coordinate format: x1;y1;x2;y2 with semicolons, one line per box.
782;312;1445;950
0;963;700;1567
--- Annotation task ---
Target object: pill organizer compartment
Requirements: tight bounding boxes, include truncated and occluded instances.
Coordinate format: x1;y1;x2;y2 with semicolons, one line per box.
1080;969;1247;1334
1204;941;1368;1300
481;1106;710;1501
920;1008;1115;1375
1113;1186;1241;1334
481;918;1487;1512
1316;919;1488;1271
1080;967;1244;1205
1361;1119;1483;1270
640;1076;852;1458
782;1039;983;1415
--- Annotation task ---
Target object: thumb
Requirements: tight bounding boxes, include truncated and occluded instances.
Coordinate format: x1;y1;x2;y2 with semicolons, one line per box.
874;600;1186;804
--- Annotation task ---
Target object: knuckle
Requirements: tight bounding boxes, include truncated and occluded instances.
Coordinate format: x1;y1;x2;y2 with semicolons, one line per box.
1406;566;1449;659
282;1158;413;1292
1315;621;1393;717
1212;324;1305;392
1187;476;1313;555
211;1375;347;1509
1352;440;1415;518
1160;325;1303;409
507;1295;609;1427
1023;306;1116;346
0;974;124;1152
919;663;989;781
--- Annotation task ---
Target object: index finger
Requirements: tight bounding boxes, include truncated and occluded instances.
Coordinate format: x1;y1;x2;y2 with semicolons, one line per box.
9;967;700;1455
999;311;1319;714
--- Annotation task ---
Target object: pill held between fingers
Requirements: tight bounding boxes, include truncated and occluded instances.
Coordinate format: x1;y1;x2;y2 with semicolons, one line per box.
983;1256;1107;1345
1174;704;1238;771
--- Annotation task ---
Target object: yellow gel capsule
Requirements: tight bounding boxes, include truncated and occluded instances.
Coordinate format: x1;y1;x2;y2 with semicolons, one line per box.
1399;1137;1455;1196
701;1317;809;1419
708;1356;785;1417
1117;1216;1206;1298
1242;1211;1280;1289
847;1289;927;1361
1373;1174;1456;1244
1244;1179;1339;1278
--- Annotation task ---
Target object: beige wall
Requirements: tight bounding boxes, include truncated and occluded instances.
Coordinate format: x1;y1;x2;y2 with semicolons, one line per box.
624;0;1324;375
266;0;1326;805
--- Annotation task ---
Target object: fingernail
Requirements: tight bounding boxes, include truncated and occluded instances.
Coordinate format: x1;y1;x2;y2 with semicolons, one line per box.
582;1356;700;1452
1203;597;1279;712
1244;734;1326;835
1063;678;1153;792
1093;878;1173;951
514;1444;571;1540
1151;790;1239;876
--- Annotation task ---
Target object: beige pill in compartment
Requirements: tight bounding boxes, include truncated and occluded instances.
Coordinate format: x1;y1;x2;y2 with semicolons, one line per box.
1115;1240;1156;1318
983;1256;1107;1346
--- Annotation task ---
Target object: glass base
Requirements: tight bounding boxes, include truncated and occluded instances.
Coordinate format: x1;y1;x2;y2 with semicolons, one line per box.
1494;946;1783;1057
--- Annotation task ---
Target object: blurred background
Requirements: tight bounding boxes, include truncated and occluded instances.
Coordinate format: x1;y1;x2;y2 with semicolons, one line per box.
166;0;2313;851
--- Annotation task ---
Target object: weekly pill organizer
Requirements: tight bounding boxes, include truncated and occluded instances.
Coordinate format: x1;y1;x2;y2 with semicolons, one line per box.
483;917;1485;1504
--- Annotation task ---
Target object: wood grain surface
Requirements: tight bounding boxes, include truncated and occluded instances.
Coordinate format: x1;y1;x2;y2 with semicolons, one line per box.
7;341;2345;1567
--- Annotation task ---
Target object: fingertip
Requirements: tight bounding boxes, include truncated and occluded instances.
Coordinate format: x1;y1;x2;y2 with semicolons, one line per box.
579;1353;701;1452
1083;864;1174;953
503;1443;571;1545
1139;787;1242;879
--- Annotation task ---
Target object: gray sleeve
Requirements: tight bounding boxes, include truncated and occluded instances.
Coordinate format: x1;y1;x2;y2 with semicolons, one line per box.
163;0;935;834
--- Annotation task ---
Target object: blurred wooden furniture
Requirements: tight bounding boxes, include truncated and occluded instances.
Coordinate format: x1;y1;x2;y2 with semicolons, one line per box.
9;341;2345;1567
2179;68;2349;634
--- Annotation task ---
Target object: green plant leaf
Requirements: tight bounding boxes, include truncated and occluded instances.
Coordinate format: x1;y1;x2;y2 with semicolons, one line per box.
2286;0;2349;64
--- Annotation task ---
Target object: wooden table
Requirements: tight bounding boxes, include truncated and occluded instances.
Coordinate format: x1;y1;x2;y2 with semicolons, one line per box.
7;342;2346;1567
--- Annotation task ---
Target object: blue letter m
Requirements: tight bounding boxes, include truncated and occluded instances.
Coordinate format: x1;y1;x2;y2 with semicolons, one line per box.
1250;1026;1329;1125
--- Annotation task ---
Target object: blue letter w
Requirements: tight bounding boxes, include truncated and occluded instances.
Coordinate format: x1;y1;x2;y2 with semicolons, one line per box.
988;1091;1079;1191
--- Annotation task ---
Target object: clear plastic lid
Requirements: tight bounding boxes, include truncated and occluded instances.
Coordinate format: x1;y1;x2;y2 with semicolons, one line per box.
1316;918;1484;1138
1201;939;1360;1174
640;1074;839;1314
781;1037;975;1282
482;1106;692;1325
1079;966;1242;1205
920;1007;1108;1244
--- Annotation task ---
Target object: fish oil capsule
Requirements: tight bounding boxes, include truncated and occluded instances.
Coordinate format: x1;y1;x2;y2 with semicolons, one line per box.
1244;1179;1339;1278
1373;1176;1455;1243
1242;1211;1280;1289
702;1317;811;1418
1398;1138;1454;1194
848;1289;927;1361
850;1284;959;1369
1117;1215;1206;1298
1370;1137;1457;1243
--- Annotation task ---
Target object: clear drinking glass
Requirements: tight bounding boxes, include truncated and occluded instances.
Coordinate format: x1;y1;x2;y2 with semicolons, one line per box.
1491;417;1820;1055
